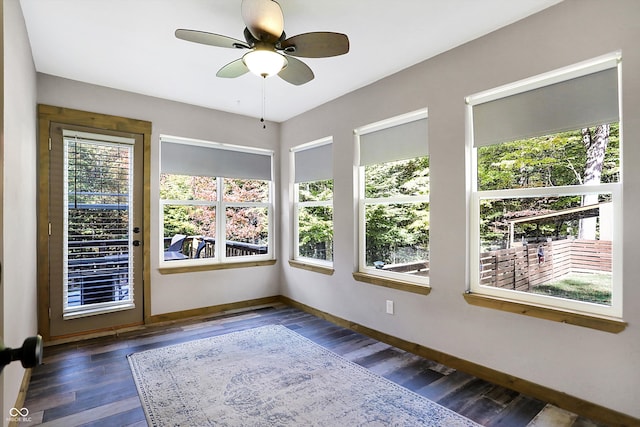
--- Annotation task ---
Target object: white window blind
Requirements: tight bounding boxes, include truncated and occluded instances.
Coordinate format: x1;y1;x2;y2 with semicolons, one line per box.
161;138;272;180
359;116;428;166
293;140;332;183
470;55;620;147
63;134;134;314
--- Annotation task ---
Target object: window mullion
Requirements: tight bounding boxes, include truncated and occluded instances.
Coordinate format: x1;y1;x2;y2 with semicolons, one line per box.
477;183;620;199
217;176;225;263
293;183;300;261
159;199;217;207
298;200;333;208
358;166;366;272
363;195;429;205
225;201;270;208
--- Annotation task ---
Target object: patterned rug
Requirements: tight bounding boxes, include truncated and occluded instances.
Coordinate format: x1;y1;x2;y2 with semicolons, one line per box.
128;325;480;426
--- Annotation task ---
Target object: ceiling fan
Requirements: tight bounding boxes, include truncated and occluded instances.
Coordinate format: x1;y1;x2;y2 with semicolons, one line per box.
175;0;350;85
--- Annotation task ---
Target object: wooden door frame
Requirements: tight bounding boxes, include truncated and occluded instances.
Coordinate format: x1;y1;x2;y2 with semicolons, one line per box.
38;104;152;341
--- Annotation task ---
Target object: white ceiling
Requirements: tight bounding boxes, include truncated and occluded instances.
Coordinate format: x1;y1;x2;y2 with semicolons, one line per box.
20;0;563;122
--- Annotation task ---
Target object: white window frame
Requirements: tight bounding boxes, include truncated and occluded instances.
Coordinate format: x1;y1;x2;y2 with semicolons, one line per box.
63;131;136;318
159;135;274;268
355;109;430;285
291;137;334;267
467;52;623;318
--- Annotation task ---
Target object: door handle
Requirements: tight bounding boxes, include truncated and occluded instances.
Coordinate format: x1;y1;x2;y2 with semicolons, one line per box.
132;240;141;247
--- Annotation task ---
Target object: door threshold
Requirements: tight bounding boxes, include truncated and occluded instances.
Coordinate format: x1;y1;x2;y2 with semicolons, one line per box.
46;321;145;347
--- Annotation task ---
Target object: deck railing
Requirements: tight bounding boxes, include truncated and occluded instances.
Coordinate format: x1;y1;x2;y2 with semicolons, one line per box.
67;239;130;306
164;236;268;259
67;236;269;307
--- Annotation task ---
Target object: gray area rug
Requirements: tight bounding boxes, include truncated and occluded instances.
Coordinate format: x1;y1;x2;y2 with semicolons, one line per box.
128;325;480;426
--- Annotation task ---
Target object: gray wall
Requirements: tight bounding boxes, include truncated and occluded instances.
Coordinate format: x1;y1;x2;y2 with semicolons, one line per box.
37;74;282;316
280;0;640;418
2;0;38;422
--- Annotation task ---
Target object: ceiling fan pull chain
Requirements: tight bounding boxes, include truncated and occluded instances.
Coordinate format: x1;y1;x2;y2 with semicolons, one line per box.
260;76;267;129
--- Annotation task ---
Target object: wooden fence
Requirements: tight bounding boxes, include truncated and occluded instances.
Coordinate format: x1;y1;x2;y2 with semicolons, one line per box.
480;239;611;291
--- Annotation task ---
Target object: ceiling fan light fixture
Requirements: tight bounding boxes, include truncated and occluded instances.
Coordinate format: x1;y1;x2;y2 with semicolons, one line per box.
243;49;287;78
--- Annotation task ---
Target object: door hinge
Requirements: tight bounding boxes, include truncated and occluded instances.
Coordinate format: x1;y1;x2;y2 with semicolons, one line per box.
48;222;52;236
48;307;51;319
48;137;52;151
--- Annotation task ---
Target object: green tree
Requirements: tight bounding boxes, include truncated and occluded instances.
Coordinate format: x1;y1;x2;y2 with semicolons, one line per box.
67;141;132;255
160;175;270;245
364;156;430;265
297;180;333;260
223;179;269;243
579;124;610;239
160;174;214;238
477;123;619;247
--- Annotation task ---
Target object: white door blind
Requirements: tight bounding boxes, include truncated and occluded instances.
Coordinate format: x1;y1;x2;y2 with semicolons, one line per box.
63;136;134;314
161;140;272;180
359;117;428;166
294;142;332;183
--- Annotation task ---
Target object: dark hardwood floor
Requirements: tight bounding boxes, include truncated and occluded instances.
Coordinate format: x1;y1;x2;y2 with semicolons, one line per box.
23;304;608;426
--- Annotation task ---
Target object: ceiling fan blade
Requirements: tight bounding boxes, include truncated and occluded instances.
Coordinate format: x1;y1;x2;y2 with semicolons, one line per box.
279;32;349;58
278;56;314;85
175;29;250;49
241;0;284;43
216;58;250;78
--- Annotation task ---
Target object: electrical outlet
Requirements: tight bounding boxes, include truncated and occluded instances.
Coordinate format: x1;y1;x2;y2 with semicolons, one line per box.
386;300;394;315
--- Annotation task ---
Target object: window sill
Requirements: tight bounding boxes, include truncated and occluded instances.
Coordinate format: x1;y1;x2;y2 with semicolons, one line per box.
289;260;334;275
159;259;276;274
463;292;627;333
352;272;431;295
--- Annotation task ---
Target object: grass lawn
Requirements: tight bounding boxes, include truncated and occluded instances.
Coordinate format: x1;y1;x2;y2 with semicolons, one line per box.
531;271;612;305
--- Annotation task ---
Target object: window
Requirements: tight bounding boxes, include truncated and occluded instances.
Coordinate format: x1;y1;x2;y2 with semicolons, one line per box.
467;52;622;319
159;136;274;267
63;130;135;317
292;138;334;266
356;109;429;285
